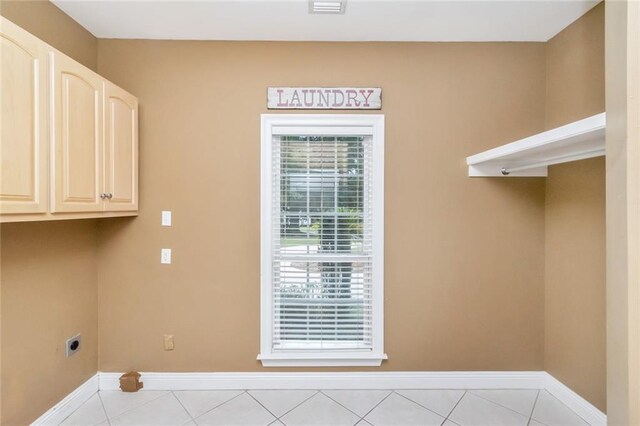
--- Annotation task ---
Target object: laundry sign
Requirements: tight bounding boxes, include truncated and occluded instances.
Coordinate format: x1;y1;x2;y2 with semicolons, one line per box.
268;87;382;110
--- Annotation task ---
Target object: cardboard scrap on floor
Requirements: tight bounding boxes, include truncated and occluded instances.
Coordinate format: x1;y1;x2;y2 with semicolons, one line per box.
119;371;143;392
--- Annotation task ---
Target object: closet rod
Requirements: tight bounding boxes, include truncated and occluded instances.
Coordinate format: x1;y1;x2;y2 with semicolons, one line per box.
500;148;605;175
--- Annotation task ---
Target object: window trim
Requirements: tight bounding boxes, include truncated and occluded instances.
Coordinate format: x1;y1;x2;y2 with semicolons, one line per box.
259;114;386;367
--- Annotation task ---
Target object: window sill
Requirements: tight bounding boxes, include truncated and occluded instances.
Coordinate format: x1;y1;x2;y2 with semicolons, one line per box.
257;353;388;367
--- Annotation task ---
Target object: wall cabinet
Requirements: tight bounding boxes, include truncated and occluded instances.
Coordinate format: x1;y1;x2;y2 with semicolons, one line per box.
0;17;139;222
0;17;49;215
104;81;138;212
50;51;104;213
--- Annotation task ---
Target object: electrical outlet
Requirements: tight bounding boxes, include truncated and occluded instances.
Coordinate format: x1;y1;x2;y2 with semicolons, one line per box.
161;248;172;264
164;334;174;351
66;334;81;357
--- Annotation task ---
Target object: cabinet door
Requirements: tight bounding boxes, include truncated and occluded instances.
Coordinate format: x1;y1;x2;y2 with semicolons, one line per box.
50;51;103;213
0;17;48;215
104;82;138;211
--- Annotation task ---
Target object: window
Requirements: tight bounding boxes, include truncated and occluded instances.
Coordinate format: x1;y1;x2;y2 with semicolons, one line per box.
259;114;385;367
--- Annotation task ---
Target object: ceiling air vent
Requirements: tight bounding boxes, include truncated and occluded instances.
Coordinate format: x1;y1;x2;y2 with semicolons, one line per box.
309;0;346;14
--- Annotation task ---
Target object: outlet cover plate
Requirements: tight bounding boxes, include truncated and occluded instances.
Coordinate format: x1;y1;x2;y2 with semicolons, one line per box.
66;334;81;357
164;334;174;351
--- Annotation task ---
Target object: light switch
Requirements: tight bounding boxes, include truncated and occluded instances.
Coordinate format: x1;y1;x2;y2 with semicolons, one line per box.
161;248;172;264
161;211;172;227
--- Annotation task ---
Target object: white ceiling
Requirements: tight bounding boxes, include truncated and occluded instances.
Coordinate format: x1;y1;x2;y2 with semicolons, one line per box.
51;0;600;42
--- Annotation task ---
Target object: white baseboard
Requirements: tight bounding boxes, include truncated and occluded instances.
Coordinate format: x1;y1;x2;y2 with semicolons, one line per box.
98;370;546;391
31;374;99;426
34;371;606;426
544;372;606;426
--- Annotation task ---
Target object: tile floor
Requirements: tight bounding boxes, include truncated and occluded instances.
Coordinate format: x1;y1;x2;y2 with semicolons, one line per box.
58;388;591;426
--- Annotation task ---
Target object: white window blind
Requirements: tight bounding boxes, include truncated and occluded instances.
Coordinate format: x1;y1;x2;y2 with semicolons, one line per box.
272;135;373;351
260;114;385;367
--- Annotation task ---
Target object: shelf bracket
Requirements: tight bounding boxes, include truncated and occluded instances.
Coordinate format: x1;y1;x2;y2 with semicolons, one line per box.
500;147;606;175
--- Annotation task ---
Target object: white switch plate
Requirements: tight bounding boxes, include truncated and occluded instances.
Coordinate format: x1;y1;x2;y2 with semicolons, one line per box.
161;248;172;264
161;211;172;226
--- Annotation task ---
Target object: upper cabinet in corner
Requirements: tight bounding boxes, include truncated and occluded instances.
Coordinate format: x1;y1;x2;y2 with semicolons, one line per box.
103;81;138;212
0;16;139;223
466;113;606;177
0;17;49;215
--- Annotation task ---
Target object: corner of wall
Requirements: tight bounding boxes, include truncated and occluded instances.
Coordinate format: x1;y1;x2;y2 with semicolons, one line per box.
542;0;606;413
0;2;101;424
0;0;98;71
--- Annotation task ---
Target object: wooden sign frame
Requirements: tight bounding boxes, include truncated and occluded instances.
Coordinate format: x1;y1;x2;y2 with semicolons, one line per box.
268;87;382;110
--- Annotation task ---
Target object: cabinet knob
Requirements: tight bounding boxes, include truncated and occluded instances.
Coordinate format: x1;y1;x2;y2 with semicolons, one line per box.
107;193;113;199
100;193;107;199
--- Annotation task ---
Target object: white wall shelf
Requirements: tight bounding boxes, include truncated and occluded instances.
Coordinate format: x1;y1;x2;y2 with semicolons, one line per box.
466;113;606;177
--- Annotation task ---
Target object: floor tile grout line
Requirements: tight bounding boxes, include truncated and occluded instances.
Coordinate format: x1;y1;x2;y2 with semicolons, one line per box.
189;390;246;423
58;387;591;426
527;389;542;426
463;391;534;420
56;392;103;426
468;389;539;419
318;389;386;420
444;390;467;424
97;391;112;426
91;394;108;426
444;389;467;420
317;390;362;421
539;390;592;426
170;391;197;423
102;389;170;421
245;389;280;421
395;389;465;419
268;389;320;421
357;390;394;421
393;390;449;420
529;413;552;426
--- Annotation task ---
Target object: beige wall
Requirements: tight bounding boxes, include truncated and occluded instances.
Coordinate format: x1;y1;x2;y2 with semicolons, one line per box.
95;40;547;373
543;3;607;412
544;159;606;411
545;3;605;129
0;1;100;424
1;222;99;425
0;1;610;422
0;0;97;71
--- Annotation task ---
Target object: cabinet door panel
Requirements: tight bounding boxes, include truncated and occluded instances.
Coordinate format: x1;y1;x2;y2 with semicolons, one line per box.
51;52;103;213
0;17;48;214
104;82;138;211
